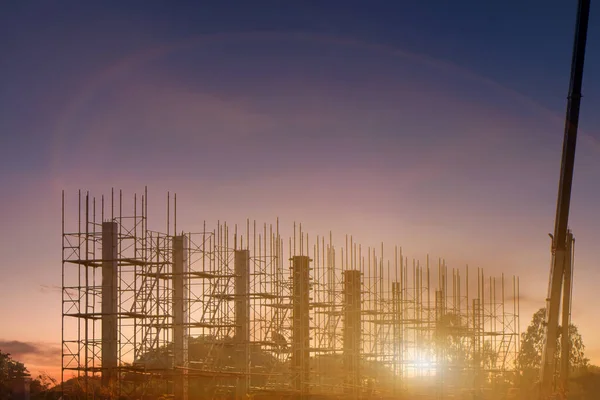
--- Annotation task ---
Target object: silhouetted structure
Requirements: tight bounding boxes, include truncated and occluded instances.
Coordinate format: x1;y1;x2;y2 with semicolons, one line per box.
343;270;361;398
62;190;520;399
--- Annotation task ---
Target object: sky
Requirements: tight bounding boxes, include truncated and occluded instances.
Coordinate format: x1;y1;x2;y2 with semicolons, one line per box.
2;0;600;379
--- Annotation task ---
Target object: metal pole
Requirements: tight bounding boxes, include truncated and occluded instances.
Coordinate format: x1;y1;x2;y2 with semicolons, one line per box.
540;1;590;398
559;232;574;395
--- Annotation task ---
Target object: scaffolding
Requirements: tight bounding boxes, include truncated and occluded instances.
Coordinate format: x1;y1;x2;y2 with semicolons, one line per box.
62;190;520;399
61;190;183;399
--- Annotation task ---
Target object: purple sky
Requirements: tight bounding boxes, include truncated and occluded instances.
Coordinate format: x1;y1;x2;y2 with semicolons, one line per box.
2;1;600;376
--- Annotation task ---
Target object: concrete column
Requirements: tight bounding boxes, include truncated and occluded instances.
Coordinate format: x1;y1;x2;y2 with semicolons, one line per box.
472;298;482;391
435;290;445;393
234;250;250;399
343;270;361;397
173;235;189;400
392;281;402;392
102;221;118;388
291;256;310;397
10;376;31;400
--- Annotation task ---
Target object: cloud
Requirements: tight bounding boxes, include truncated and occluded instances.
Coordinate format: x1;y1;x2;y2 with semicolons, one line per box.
0;340;61;359
0;340;61;376
39;284;61;294
0;341;40;355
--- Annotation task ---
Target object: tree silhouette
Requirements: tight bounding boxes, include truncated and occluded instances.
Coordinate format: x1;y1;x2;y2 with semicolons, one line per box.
0;350;30;398
433;312;470;367
518;307;588;387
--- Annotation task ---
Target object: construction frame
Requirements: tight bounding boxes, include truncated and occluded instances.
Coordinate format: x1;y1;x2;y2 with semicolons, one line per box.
62;190;520;399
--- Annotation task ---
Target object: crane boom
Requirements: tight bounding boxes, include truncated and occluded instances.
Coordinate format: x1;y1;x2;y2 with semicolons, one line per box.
539;1;590;399
552;0;590;247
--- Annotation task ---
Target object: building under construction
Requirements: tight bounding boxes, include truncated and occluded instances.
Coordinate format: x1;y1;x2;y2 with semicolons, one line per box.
61;190;520;399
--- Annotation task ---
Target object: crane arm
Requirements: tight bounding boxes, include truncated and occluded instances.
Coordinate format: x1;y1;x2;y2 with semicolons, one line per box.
539;1;590;399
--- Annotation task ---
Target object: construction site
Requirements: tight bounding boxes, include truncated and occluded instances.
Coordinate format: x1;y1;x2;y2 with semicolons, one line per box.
58;2;591;399
61;190;520;399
